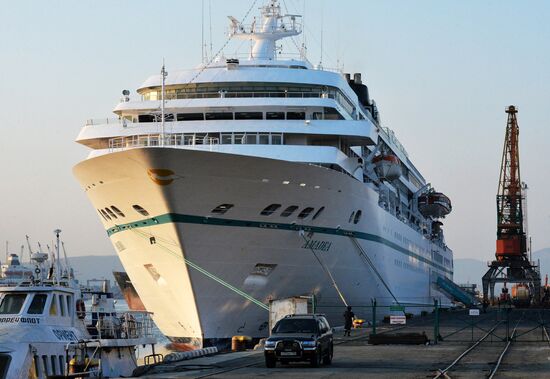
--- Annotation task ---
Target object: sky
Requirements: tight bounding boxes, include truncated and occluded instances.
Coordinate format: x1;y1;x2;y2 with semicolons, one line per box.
0;0;548;265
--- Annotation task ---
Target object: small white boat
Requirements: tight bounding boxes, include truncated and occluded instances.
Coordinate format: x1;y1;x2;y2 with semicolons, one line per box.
0;230;159;378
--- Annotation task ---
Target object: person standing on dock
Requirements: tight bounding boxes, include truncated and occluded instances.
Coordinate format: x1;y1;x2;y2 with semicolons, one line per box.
343;306;355;336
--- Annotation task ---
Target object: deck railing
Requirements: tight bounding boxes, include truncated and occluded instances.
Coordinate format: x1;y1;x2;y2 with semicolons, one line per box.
80;310;155;340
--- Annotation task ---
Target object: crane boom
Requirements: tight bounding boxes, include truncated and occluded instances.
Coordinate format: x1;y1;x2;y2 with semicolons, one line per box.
496;105;526;258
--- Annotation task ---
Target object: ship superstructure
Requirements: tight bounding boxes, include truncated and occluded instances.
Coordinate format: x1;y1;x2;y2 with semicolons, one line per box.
74;1;453;349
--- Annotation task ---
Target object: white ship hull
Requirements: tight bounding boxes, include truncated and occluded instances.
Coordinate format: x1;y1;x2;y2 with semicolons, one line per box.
74;147;452;349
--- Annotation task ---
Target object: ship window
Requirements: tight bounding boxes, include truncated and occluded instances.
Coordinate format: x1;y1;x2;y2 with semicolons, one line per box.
50;356;57;375
177;113;204;121
100;209;112;221
312;206;325;220
0;294;26;314
324;107;344;120
281;205;299;217
138;114;155;123
105;208;117;219
212;204;233;214
111;206;125;217
298;207;314;219
49;295;58;316
28;294;48;314
235;112;263;120
0;354;11;379
59;356;64;375
260;204;281;216
266;112;285;120
271;134;282;145
259;134;269;144
244;134;257;144
286;112;306;120
132;205;150;216
66;295;72;316
205;112;233;120
42;356;49;376
98;209;107;221
59;295;66;316
348;211;355;223
221;133;233;144
312;112;323;120
234;133;245;144
353;210;362;224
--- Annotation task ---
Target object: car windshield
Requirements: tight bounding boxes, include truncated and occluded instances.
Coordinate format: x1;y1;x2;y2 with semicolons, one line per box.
273;319;317;334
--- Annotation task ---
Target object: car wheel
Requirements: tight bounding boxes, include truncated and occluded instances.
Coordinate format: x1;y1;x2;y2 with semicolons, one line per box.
323;345;333;365
310;350;321;367
265;356;276;368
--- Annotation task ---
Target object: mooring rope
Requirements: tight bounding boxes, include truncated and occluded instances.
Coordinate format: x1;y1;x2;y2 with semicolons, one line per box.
130;228;269;311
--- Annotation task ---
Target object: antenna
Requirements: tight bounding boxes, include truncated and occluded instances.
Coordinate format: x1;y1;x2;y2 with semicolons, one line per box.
61;241;71;280
319;1;324;68
54;229;61;285
209;0;213;60
201;0;205;63
4;241;7;263
160;62;168;147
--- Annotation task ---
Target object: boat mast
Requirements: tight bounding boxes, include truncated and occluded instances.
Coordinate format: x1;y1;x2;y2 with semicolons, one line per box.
160;63;167;147
54;229;61;285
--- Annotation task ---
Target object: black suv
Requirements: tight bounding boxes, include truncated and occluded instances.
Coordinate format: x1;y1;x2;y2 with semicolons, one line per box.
264;314;333;367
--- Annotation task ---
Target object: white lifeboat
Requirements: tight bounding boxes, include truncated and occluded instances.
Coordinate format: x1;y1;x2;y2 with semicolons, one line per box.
418;192;452;218
373;154;401;181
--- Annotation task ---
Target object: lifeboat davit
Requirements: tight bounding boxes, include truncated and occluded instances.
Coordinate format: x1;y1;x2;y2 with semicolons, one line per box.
418;192;452;218
373;154;401;181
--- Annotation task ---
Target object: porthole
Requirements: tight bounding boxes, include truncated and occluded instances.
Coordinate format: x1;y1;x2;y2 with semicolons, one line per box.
260;204;281;216
298;207;314;219
211;204;234;214
353;210;362;224
132;205;150;216
312;206;325;220
105;208;117;219
348;211;355;223
111;205;125;217
281;205;299;217
97;210;107;221
100;209;112;221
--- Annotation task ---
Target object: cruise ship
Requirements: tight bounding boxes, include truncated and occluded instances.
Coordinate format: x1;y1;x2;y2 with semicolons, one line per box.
73;0;453;349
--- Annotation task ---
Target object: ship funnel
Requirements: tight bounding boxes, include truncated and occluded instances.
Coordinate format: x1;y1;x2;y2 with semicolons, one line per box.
354;73;362;84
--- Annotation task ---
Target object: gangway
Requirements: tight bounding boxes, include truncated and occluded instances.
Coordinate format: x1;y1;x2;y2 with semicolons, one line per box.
435;276;478;307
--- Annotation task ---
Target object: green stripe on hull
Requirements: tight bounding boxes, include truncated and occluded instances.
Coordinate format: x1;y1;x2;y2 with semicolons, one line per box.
106;213;453;275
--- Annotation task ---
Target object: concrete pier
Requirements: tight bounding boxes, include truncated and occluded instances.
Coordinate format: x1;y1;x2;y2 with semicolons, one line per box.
131;308;550;378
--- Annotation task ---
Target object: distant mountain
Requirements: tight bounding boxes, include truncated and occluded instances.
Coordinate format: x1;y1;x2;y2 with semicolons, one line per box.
452;248;550;289
66;249;550;294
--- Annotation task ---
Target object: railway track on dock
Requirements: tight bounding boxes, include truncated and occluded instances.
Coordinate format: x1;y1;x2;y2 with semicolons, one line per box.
433;311;525;379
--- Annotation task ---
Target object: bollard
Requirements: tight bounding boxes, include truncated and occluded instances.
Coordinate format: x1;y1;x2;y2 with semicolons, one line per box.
372;298;377;335
231;335;251;351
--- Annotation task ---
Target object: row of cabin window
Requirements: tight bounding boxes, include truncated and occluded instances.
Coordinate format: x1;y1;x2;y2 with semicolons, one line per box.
35;354;65;378
138;111;307;123
141;83;357;118
211;203;325;221
0;293;72;316
98;204;149;221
